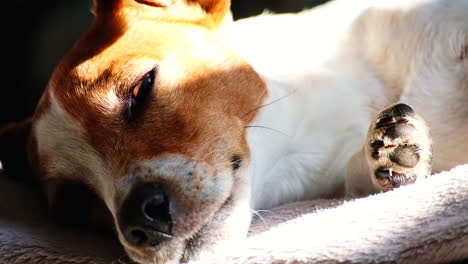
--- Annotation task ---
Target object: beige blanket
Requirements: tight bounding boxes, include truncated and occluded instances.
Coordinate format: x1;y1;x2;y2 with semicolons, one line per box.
1;165;468;264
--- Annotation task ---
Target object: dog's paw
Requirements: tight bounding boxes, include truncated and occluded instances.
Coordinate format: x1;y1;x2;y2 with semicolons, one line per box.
365;103;432;191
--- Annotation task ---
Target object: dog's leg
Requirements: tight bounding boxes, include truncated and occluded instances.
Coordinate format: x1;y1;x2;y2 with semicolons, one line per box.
346;103;432;196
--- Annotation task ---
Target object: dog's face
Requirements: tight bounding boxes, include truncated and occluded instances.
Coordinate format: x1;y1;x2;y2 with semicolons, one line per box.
0;0;267;263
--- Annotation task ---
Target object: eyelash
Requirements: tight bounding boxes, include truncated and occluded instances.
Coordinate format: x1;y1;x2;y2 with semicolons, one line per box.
124;67;157;122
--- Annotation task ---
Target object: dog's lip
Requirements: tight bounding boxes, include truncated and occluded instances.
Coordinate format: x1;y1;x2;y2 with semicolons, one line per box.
147;227;174;238
179;193;234;262
133;225;174;240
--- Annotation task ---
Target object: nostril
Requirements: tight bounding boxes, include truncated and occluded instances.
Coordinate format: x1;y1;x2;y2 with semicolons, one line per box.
125;225;173;248
142;193;165;221
141;192;172;235
129;228;148;246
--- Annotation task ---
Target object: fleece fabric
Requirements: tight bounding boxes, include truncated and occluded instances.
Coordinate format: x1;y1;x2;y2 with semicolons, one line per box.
1;165;468;264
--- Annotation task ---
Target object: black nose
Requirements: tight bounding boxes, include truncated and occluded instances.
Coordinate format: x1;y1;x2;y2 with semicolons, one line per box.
118;183;172;248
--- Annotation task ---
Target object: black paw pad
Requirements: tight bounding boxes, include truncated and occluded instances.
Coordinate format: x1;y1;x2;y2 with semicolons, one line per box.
371;151;380;159
376;104;415;127
384;104;414;118
385;122;416;139
370;140;384;149
375;168;391;180
389;145;420;168
376;116;396;129
370;140;384;159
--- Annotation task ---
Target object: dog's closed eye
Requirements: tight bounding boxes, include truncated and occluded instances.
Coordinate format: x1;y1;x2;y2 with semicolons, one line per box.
124;66;158;122
231;155;242;171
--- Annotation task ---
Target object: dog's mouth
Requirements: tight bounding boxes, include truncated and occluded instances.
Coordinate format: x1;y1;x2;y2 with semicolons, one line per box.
179;194;233;262
120;192;239;264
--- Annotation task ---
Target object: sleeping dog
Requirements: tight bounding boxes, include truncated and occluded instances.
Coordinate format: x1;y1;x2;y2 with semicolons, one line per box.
1;0;468;263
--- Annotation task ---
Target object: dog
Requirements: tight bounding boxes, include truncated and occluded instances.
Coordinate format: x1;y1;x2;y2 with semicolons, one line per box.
1;0;468;263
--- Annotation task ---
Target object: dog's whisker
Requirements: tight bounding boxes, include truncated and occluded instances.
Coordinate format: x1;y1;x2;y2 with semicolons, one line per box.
241;89;297;121
255;209;275;215
291;151;329;155
245;125;291;137
250;209;268;228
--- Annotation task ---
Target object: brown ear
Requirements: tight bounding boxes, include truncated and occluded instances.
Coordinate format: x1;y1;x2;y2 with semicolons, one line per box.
0;119;37;183
135;0;177;8
93;0;231;29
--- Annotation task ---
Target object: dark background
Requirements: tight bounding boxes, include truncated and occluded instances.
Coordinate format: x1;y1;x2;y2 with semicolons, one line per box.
0;0;330;127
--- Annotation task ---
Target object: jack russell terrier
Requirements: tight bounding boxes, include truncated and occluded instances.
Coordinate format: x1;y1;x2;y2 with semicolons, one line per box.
1;0;468;263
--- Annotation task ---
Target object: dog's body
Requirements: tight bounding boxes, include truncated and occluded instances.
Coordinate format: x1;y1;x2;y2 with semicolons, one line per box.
234;0;468;209
1;0;468;263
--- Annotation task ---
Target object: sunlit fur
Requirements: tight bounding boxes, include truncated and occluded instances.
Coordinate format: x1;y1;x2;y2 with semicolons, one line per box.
233;0;468;206
4;0;468;263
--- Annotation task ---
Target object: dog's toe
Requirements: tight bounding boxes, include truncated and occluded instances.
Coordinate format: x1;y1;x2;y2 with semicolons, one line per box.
366;103;432;192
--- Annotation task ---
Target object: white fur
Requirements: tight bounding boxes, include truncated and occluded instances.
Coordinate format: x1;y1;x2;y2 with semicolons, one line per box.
230;0;468;209
35;92;116;213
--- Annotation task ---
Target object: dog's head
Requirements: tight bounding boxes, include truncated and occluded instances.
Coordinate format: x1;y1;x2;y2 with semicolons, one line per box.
0;0;267;263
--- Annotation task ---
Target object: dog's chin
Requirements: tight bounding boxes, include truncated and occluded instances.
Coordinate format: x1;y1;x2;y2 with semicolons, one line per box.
120;195;251;264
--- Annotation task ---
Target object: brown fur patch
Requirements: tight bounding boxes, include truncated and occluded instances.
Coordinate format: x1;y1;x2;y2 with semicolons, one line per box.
41;0;267;181
93;0;231;30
